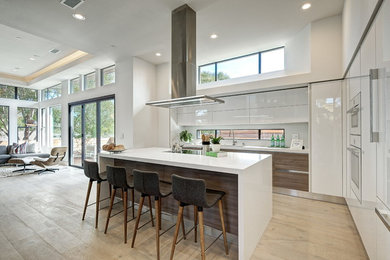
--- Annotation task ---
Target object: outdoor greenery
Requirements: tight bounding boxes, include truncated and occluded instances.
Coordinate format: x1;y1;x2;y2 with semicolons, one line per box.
70;78;81;93
102;66;115;85
0;85;15;99
17;87;38;101
17;107;38;143
0;106;9;145
43;84;61;100
50;106;62;146
84;72;96;90
200;71;230;84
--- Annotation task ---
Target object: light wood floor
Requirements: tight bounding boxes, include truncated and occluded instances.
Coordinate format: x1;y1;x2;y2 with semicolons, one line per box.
0;167;367;260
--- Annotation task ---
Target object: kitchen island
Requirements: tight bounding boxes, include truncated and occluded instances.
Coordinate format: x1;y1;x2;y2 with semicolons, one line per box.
99;147;272;259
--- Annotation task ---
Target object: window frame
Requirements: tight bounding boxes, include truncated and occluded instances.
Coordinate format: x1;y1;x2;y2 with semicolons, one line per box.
0;85;17;99
198;46;284;84
84;71;97;90
70;77;82;94
42;83;62;101
0;105;10;146
101;65;116;86
259;129;285;140
16;87;38;102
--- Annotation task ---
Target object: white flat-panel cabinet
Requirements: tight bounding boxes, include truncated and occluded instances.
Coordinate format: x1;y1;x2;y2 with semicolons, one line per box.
361;23;376;76
213;109;250;125
376;199;390;260
311;81;343;196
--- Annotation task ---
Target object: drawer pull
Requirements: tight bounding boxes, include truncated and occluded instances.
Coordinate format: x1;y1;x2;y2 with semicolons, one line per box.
276;169;309;175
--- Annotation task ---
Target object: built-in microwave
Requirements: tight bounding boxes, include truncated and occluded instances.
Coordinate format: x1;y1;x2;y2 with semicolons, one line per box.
348;93;361;136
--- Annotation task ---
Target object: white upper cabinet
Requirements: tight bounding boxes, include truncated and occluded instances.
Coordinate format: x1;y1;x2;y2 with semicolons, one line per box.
361;23;376;76
376;0;390;70
176;88;308;126
349;50;361;78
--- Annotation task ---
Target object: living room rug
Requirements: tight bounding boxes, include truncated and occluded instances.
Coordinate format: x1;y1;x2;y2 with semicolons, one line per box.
0;165;69;178
0;166;36;178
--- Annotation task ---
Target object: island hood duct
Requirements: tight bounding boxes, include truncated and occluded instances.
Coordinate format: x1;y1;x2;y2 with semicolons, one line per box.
146;4;224;108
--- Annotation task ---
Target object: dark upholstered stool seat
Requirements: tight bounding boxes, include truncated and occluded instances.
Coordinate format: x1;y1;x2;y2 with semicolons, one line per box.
170;174;229;260
82;160;110;229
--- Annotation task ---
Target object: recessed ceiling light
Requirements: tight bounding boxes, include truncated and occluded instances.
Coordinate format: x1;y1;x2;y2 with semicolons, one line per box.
155;52;162;57
301;3;311;10
73;13;86;20
16;36;22;40
29;57;36;61
49;48;60;54
210;33;218;39
13;67;22;71
33;54;40;57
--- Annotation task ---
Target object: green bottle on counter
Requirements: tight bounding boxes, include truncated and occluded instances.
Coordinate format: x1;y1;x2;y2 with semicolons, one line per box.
276;135;280;147
280;135;285;148
271;134;275;147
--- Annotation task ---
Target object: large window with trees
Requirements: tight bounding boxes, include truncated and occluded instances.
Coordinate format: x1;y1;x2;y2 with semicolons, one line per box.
49;105;62;147
69;96;115;166
17;107;38;144
42;84;62;101
0;106;9;145
199;47;285;84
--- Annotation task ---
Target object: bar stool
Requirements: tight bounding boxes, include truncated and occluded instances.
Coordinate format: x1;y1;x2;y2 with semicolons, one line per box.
104;165;135;243
82;160;110;229
131;169;172;260
170;174;229;260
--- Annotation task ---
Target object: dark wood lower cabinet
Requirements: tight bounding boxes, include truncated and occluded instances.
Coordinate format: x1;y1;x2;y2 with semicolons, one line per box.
223;149;309;192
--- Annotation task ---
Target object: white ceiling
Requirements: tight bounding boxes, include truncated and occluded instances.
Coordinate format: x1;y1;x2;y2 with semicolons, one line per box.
0;24;76;76
0;0;344;87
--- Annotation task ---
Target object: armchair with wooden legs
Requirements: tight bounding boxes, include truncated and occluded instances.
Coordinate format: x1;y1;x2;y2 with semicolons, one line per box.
31;147;67;174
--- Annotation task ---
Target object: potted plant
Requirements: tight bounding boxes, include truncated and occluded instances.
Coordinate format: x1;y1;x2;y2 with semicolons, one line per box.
179;130;193;143
210;136;223;152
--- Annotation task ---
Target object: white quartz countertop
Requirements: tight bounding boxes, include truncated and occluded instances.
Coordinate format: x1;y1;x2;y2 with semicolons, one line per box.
99;147;271;174
183;144;309;154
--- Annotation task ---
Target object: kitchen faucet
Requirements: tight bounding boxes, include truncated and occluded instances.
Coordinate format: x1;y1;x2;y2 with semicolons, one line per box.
232;130;237;146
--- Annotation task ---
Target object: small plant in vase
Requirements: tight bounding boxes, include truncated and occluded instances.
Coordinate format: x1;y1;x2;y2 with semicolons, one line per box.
179;130;192;143
211;136;223;152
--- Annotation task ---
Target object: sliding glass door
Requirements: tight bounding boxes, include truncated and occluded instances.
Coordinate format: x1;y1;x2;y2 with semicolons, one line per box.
69;96;115;167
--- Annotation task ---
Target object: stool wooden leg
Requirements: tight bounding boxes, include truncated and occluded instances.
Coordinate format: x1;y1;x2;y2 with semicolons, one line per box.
108;182;111;197
194;206;198;243
177;201;186;240
218;200;229;255
131;196;145;248
82;180;93;220
158;198;162;230
95;181;101;229
199;210;205;260
148;195;154;227
170;205;184;260
121;189;124;200
104;188;116;234
123;190;128;243
131;189;135;219
155;198;160;260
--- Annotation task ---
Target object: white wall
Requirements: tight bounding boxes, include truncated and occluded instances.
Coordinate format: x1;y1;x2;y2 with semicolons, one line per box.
132;57;158;148
156;63;171;147
196;15;342;96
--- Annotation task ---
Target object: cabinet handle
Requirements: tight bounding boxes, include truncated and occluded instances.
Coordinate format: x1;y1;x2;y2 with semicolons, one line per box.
375;208;390;232
369;69;379;142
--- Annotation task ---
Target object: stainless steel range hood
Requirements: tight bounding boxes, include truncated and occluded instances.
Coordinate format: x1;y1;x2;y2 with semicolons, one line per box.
146;4;224;108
